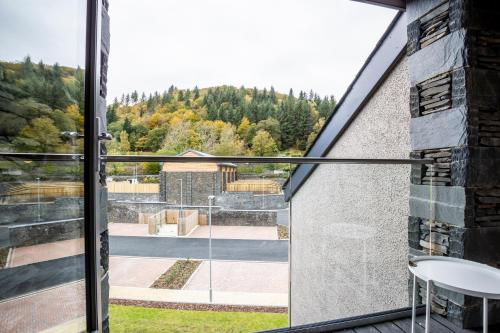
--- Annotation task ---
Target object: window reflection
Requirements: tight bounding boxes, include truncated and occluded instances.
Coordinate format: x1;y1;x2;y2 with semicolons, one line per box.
0;1;87;332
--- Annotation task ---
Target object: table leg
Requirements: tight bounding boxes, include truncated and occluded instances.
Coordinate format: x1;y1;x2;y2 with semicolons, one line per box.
484;298;488;333
411;274;416;333
425;280;432;333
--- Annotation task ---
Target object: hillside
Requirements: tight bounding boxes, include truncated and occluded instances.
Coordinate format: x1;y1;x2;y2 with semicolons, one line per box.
0;56;337;159
107;85;336;157
0;57;84;154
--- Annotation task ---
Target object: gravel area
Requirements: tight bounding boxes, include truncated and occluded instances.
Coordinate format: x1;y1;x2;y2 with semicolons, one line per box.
109;299;287;313
151;260;201;289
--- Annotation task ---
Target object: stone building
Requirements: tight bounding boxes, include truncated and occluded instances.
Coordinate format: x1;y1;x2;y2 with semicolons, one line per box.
159;150;237;205
286;2;500;329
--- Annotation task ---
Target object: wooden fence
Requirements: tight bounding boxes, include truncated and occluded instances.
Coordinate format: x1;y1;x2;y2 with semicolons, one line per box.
107;181;159;193
226;179;281;194
144;209;200;236
4;182;84;202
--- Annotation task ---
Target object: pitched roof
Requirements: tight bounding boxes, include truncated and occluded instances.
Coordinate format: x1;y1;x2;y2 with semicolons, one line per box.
176;149;237;167
283;12;407;201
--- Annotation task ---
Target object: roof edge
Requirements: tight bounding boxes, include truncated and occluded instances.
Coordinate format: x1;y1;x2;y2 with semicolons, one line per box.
284;11;407;201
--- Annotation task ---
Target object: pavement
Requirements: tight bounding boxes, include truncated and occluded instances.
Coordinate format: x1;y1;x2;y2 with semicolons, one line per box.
7;238;84;267
109;256;176;287
110;287;288;307
108;223;150;237
110;235;288;262
0;281;86;333
109;223;281;240
108;256;288;307
184;260;288;293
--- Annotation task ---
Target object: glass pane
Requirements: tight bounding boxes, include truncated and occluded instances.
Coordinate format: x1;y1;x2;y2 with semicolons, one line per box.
0;0;87;332
288;162;432;326
107;160;290;331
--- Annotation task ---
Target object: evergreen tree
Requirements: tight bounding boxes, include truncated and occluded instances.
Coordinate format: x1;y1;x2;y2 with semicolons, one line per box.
141;92;146;102
193;86;200;99
279;95;296;149
122;116;132;134
131;90;138;103
269;86;277;103
107;105;117;123
74;66;85;112
125;93;130;105
21;56;34;77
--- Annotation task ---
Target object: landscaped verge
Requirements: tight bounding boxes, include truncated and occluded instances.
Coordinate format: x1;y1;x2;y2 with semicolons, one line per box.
0;248;10;268
150;259;201;289
109;304;288;333
278;225;289;240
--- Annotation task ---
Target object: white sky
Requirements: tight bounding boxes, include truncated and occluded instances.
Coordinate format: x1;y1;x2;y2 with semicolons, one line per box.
0;0;397;101
0;0;86;68
108;0;397;100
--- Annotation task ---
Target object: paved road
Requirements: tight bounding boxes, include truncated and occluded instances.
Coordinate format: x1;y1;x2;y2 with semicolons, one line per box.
110;236;288;262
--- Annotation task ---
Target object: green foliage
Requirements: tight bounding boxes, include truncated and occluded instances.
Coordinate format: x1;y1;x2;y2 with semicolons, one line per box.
143;162;161;174
0;58;85;153
142;127;168;151
119;131;131;152
251;130;278;156
104;83;335;156
14;117;63;153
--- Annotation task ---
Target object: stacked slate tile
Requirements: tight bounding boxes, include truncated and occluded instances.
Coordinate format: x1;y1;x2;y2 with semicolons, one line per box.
419;1;450;49
422;148;451;185
418;72;451;116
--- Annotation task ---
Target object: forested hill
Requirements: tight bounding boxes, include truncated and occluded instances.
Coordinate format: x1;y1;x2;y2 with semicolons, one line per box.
107;86;336;156
0;56;337;157
0;57;84;154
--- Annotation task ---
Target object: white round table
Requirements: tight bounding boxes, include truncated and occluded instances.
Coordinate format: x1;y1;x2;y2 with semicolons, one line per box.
409;256;500;333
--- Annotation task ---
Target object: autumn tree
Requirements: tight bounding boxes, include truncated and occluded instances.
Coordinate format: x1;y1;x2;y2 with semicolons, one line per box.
251;130;278;156
15;117;62;153
119;130;131;152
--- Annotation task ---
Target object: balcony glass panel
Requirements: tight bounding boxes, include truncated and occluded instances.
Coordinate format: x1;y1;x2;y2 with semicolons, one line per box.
0;0;87;331
288;162;432;327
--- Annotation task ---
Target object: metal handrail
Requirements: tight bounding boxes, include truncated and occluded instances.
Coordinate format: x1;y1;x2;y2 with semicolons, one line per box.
0;152;433;165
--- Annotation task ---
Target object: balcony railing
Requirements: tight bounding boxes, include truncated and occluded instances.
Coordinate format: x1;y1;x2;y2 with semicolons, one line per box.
0;152;446;332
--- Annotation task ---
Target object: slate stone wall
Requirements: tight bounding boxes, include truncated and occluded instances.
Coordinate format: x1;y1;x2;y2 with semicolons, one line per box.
0;197;83;225
160;171;221;206
214;192;287;210
107;200;277;226
107;192;159;201
407;0;500;327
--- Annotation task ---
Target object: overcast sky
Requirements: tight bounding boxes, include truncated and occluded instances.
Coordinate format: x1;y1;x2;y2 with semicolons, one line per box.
109;0;396;100
0;0;86;68
0;0;397;101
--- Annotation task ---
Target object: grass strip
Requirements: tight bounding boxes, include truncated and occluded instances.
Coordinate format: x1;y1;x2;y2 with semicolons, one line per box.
150;259;201;289
109;304;288;333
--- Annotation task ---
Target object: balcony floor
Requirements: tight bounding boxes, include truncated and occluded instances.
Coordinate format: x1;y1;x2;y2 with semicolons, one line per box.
334;314;486;333
262;308;496;333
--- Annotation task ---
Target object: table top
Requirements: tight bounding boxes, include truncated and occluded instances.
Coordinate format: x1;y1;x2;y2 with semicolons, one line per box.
409;256;500;299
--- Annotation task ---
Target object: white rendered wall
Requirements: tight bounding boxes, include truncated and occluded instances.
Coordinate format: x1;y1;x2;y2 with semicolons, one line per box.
290;58;411;325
